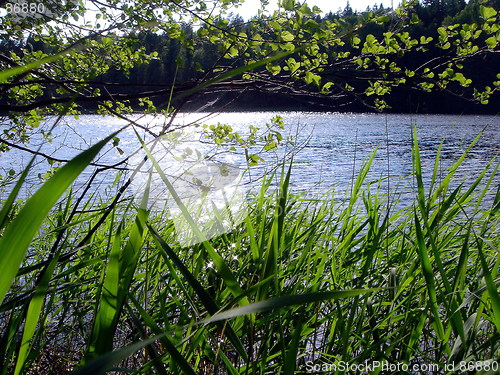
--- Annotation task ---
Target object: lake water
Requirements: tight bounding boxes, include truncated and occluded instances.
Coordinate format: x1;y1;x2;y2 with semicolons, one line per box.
1;112;499;210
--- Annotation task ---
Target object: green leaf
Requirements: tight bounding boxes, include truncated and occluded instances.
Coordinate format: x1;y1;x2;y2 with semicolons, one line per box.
479;5;497;20
420;36;433;44
225;46;238;58
365;34;376;45
282;0;295;11
86;182;149;362
297;3;313;17
86;224;121;360
437;27;447;37
376;16;390;24
269;20;281;30
452;72;471;87
321;81;334;93
485;36;497;49
247;153;263;166
264;141;277;151
281;31;295;42
305;71;321;86
266;63;282;75
304;18;318;30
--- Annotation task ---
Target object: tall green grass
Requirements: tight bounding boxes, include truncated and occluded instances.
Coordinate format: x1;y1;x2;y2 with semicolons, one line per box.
0;128;499;375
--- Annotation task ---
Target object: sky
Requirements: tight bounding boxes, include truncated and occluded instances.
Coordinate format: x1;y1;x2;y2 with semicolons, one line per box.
231;0;399;19
0;0;399;25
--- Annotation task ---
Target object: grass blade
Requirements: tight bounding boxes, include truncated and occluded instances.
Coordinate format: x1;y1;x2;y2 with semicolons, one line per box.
71;335;166;375
147;223;249;361
414;213;446;341
202;289;378;324
86;180;149;360
127;295;197;375
0;48;76;83
134;129;247;302
85;223;122;360
13;252;61;375
475;236;500;332
283;315;303;375
0;131;120;304
0;159;34;230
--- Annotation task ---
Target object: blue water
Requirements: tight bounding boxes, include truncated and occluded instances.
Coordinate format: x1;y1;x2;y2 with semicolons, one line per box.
1;112;499;208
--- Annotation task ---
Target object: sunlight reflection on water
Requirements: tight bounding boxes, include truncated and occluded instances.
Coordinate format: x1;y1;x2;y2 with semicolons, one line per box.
1;112;499;209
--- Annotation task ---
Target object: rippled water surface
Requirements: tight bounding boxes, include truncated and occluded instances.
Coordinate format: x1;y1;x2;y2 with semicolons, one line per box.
1;112;499;207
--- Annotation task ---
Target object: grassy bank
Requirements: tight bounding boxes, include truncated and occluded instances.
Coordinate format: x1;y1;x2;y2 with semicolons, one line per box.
0;130;499;375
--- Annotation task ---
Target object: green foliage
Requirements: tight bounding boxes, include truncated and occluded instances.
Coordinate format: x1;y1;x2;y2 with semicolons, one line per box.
0;131;120;305
202;115;290;162
0;128;499;373
1;0;499;151
479;4;498;20
0;2;499;371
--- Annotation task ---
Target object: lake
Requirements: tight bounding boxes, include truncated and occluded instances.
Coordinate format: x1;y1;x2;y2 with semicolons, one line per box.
1;112;499;210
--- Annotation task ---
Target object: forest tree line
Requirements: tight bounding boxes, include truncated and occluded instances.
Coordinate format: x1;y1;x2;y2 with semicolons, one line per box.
1;0;499;114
